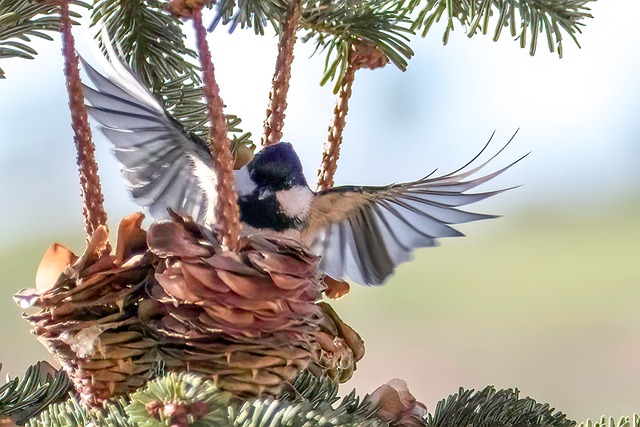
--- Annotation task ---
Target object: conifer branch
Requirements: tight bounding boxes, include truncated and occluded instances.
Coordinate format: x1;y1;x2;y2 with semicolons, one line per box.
0;362;71;426
25;372;584;427
426;386;574;427
262;0;301;147
61;0;108;237
211;1;414;92
0;0;88;79
300;1;413;91
92;0;253;155
404;0;593;58
579;415;640;427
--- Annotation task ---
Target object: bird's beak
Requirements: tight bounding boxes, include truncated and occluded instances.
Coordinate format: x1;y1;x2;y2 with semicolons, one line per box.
258;188;273;200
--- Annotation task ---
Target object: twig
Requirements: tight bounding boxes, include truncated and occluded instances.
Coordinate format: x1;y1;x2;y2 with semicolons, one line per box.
60;0;107;237
316;60;356;192
193;9;241;251
261;0;301;147
316;43;389;192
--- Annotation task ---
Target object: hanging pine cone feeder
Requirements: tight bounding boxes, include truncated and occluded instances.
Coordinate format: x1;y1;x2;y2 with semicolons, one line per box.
144;212;324;396
12;0;373;408
15;214;157;406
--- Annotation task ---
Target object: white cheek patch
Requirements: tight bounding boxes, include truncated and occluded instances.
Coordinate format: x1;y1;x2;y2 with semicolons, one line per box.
276;186;314;219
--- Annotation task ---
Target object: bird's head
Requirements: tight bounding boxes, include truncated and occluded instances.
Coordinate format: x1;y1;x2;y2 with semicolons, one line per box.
248;142;308;191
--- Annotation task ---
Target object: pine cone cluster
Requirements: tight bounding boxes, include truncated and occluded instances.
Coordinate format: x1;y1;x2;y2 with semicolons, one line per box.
145;212;325;397
14;213;157;406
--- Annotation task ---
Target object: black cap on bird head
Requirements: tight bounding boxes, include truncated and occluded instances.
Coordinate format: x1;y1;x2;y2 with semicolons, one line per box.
248;142;308;191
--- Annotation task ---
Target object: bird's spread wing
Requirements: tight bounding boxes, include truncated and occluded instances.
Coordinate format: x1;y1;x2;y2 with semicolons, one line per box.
81;49;216;223
306;134;526;286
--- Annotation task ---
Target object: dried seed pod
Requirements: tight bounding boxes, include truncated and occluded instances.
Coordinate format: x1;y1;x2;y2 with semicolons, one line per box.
15;213;157;406
146;212;325;397
310;302;365;383
365;379;427;427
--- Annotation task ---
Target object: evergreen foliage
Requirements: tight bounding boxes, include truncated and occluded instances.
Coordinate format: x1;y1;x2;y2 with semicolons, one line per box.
0;362;72;425
403;0;593;57
0;0;88;78
578;415;640;427
91;0;253;149
426;386;574;427
126;372;230;427
209;0;592;88
18;370;585;427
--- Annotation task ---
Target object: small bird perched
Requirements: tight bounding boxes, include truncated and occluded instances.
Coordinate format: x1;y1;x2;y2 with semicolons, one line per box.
82;52;524;286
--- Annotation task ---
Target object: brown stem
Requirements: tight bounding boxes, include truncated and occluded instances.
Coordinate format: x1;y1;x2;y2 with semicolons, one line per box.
60;0;107;237
316;61;356;192
261;0;301;147
316;43;389;191
193;10;241;251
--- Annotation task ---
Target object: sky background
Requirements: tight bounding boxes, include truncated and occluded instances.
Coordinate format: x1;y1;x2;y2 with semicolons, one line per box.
1;1;639;422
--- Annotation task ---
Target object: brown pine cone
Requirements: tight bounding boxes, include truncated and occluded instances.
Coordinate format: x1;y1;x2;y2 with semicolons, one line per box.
14;213;157;406
146;212;325;397
311;301;365;383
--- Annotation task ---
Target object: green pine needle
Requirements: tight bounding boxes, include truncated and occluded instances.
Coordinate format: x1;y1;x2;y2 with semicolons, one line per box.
0;362;72;425
405;0;594;58
92;0;253;152
426;386;575;427
0;0;90;78
301;0;414;93
579;415;640;427
126;372;231;427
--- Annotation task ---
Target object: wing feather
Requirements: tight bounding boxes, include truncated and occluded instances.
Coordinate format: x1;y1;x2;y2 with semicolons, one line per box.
308;136;526;286
81;51;216;222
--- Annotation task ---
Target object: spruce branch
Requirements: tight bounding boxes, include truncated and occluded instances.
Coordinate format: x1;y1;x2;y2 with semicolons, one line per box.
300;1;413;91
211;1;413;92
426;386;574;427
404;0;593;57
0;0;89;79
92;0;253;156
91;0;200;92
230;392;385;427
126;372;230;427
277;370;341;406
0;363;72;426
579;415;640;427
26;396;133;427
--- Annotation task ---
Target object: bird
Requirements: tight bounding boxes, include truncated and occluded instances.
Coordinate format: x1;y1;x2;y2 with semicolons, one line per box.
81;51;525;286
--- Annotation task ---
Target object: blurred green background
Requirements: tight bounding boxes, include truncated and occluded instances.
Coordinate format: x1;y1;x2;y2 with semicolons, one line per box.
1;0;639;423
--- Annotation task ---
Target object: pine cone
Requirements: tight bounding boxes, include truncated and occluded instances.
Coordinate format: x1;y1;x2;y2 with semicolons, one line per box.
311;301;365;383
146;212;325;397
14;213;157;406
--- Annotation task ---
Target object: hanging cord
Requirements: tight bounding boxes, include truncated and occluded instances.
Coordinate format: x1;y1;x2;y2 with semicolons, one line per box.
191;8;241;252
261;0;301;147
60;0;107;237
316;43;389;192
